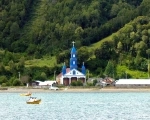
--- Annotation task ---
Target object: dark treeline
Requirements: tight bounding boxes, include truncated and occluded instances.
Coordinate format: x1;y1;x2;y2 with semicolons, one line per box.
0;0;34;50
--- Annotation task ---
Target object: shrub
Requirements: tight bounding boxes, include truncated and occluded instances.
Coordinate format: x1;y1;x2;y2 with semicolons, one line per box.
0;76;8;84
1;83;6;87
71;81;76;86
93;79;97;86
12;79;21;86
76;80;83;86
87;83;93;86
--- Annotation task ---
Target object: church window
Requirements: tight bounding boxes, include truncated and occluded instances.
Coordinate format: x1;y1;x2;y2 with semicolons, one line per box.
73;70;76;75
73;61;75;64
73;54;75;57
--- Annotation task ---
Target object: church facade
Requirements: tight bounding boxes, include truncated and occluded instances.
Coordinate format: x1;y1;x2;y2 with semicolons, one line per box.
56;42;86;86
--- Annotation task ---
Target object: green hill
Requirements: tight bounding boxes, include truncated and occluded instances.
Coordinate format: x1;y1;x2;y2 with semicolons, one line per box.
1;0;150;85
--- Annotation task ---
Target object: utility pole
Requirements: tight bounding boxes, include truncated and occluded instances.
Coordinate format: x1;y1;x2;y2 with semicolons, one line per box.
148;54;149;78
18;72;20;80
54;71;56;80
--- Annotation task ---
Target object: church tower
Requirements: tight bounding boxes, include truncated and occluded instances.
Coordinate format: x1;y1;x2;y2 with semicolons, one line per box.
70;41;77;70
59;41;86;86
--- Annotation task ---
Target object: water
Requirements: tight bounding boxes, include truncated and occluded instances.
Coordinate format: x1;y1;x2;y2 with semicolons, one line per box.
0;92;150;120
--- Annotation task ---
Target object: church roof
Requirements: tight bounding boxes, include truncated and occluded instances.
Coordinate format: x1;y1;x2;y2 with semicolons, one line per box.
56;68;70;78
64;68;85;76
71;46;76;53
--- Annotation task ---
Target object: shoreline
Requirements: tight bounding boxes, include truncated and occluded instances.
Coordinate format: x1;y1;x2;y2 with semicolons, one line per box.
1;87;150;93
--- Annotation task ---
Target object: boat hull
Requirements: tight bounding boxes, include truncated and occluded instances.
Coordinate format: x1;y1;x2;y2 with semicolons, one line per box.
26;99;41;104
20;93;32;96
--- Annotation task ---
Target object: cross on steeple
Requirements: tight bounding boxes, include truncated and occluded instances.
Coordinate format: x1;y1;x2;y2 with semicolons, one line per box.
72;41;75;46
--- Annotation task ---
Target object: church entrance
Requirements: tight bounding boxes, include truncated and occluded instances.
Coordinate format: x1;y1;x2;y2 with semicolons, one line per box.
71;77;77;83
63;78;69;86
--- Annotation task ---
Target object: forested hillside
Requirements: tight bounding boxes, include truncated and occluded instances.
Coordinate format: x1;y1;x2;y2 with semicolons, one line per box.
0;0;150;86
0;0;143;54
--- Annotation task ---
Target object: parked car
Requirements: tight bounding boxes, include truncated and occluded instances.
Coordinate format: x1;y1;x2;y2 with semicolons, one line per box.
49;86;59;90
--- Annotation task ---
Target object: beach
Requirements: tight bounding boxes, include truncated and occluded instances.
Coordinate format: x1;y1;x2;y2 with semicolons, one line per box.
1;87;150;93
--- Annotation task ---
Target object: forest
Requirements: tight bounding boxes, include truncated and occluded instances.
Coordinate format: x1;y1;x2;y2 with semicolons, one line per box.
0;0;150;86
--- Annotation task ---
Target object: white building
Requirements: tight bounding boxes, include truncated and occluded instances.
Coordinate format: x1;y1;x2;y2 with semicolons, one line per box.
115;79;150;88
34;80;56;88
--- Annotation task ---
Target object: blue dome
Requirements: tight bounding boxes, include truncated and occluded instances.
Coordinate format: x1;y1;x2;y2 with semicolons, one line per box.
71;46;76;53
82;62;86;75
62;63;66;75
82;65;85;69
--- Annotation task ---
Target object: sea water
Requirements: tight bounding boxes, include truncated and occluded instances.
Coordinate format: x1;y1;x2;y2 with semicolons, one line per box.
0;92;150;120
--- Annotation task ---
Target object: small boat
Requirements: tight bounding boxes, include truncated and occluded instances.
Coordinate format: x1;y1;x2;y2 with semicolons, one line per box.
26;97;41;104
20;92;32;96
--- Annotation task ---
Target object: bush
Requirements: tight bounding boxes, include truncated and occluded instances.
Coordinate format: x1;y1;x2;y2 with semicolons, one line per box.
0;76;8;84
8;77;15;86
71;80;83;86
1;83;7;87
93;79;97;86
87;83;93;86
71;81;76;86
12;79;21;86
76;80;83;86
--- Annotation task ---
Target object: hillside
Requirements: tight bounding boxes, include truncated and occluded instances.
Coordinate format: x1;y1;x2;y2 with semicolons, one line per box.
0;0;143;54
0;0;150;86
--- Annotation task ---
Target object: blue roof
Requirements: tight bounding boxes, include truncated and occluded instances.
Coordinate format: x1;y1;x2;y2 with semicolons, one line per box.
71;46;76;53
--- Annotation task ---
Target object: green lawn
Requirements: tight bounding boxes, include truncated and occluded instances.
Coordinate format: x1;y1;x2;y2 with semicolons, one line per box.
25;56;57;67
117;65;148;79
88;33;117;52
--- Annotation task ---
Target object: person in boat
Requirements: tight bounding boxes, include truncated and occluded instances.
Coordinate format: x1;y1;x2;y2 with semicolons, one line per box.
28;97;36;102
28;91;31;94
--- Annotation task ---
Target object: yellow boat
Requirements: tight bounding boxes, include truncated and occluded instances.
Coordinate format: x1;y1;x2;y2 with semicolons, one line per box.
26;97;41;104
20;93;32;96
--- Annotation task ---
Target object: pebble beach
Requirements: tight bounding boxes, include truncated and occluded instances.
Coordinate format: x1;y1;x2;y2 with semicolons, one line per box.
1;87;150;93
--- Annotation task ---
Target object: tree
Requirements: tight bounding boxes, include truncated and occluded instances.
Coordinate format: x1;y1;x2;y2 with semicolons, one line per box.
10;22;20;40
104;61;116;78
117;41;123;52
0;76;7;84
17;57;25;72
8;60;16;74
77;47;90;65
20;75;31;85
0;63;5;74
146;49;150;77
95;41;112;60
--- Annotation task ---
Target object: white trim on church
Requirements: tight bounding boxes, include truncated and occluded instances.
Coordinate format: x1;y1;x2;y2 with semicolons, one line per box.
60;69;86;85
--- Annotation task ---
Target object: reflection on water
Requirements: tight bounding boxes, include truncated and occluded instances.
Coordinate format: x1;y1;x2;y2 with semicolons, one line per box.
0;92;150;120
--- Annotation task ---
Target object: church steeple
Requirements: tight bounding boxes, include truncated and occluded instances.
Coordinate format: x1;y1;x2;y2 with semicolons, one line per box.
70;41;77;70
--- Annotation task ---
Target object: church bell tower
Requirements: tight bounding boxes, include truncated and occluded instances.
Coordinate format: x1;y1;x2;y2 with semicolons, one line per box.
70;41;77;70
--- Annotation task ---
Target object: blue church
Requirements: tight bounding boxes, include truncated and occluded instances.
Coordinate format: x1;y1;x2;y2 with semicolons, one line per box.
58;41;86;86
